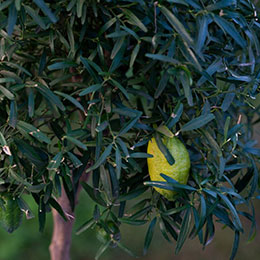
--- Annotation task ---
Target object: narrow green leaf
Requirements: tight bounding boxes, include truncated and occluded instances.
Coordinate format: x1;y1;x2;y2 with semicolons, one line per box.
67;152;83;168
81;182;107;207
0;0;13;11
95;241;110;260
196;15;209;53
203;130;222;156
47;61;77;70
9;100;17;128
47;152;63;171
230;231;240;260
118;114;142;136
7;3;17;35
219;193;243;231
80;56;101;83
130;152;153;158
160;6;194;47
96;121;108;132
117;242;138;258
155;133;175;165
181;113;215;131
111;37;125;59
108;164;119;198
55;91;85;114
213;15;246;48
79;84;102;96
28;88;35;118
161;205;189;216
175;208;191;254
167;103;183;129
207;0;236;11
145;53;179;64
33;0;58;23
160;174;196;191
64;135;87;151
130;43;140;68
119;218;147;226
49;198;67;221
24;5;46;29
118;187;147;201
221;85;236;112
154;71;169;99
35;83;65;111
17;121;51;144
123;9;147;32
223;116;231;143
158;217;171;242
76;218;95;235
0;84;14;100
86;144;113;173
143;217;157;255
116;137;130;157
110;79;129;100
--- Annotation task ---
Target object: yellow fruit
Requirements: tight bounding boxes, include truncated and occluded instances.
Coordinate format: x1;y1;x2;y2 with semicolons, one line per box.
147;136;190;200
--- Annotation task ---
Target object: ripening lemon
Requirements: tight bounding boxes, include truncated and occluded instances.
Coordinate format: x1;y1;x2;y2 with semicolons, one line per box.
147;136;190;200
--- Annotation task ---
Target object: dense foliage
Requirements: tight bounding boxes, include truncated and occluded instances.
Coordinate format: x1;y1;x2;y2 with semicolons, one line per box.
0;0;260;259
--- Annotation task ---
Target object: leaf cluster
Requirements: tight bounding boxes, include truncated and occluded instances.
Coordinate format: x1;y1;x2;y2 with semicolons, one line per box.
0;0;260;259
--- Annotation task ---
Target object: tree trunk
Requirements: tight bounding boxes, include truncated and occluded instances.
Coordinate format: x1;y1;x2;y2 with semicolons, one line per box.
49;186;74;260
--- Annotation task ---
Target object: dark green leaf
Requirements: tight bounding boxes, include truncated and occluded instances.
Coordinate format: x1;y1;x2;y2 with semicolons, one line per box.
49;197;67;221
175;208;191;254
7;3;17;35
118;187;147;201
95;241;110;260
143;217;157;255
17;121;51;144
35;83;65;111
79;84;102;96
213;15;246;48
160;6;194;47
0;84;15;100
76;218;95;235
181;113;215;131
67;152;83;168
230;231;240;260
47;152;63;171
33;0;58;23
123;9;147;32
218;193;243;231
86;144;113;173
24;5;46;29
117;242;138;258
81;182;107;207
155;133;175;165
154;71;169;99
64;135;87;151
119;218;147;226
9;100;17;128
47;61;77;71
167;102;183;129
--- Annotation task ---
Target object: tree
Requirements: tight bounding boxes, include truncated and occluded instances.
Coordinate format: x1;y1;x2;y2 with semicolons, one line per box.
0;0;260;259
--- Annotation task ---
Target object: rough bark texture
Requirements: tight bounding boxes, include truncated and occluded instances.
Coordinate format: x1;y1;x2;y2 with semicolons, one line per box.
49;186;74;260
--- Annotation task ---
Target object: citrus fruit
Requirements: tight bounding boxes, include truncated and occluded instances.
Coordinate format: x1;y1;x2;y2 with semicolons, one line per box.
0;193;23;233
147;136;190;200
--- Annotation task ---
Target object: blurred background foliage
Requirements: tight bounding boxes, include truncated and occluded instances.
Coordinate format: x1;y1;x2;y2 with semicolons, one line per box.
0;192;259;260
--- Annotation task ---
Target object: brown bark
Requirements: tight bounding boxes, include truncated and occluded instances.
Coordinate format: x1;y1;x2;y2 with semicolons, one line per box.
49;173;89;260
49;186;74;260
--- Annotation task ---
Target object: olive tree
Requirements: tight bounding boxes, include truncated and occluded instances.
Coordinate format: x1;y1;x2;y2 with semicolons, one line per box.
0;0;259;259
